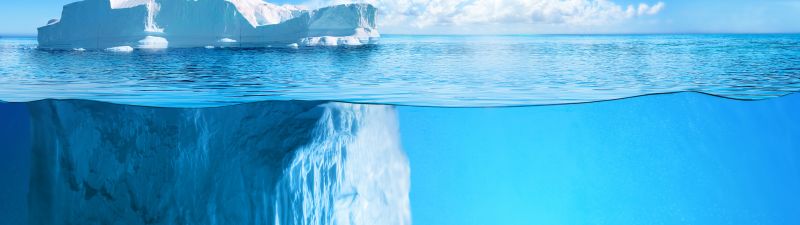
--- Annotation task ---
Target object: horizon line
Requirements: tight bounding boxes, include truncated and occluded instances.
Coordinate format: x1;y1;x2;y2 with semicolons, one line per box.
2;32;800;38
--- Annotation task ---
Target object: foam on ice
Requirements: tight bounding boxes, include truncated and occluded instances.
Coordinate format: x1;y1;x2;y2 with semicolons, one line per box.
26;100;410;225
38;0;379;49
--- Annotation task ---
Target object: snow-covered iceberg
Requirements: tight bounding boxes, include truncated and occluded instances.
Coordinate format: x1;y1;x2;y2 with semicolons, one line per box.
37;0;380;50
26;100;409;225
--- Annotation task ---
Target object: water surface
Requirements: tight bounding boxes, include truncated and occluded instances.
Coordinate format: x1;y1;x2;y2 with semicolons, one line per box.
2;34;799;107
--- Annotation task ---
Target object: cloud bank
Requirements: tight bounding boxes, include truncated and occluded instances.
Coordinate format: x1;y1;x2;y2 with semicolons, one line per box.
305;0;665;27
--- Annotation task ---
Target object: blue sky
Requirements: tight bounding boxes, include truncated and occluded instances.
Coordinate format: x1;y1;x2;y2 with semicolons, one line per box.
1;0;799;35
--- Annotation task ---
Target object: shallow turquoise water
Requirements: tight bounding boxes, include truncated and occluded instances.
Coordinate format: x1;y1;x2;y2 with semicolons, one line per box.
2;34;799;107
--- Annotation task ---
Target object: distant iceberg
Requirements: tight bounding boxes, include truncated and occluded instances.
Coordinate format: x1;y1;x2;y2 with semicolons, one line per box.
37;0;380;50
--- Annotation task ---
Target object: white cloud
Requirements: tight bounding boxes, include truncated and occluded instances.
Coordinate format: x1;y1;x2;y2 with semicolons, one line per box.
636;2;664;16
304;0;665;27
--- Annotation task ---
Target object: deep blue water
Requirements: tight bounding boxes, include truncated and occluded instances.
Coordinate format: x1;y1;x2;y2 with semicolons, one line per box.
0;103;29;225
1;34;800;224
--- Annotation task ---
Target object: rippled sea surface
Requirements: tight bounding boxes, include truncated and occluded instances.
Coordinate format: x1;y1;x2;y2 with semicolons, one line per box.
1;34;799;107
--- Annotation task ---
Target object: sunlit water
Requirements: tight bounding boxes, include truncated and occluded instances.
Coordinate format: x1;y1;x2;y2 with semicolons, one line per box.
2;34;799;107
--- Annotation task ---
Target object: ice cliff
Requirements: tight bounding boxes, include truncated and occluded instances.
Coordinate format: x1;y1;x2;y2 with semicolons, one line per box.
26;100;409;225
37;0;379;50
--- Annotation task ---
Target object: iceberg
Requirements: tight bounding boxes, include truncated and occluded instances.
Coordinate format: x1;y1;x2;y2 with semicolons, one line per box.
26;100;410;225
37;0;380;50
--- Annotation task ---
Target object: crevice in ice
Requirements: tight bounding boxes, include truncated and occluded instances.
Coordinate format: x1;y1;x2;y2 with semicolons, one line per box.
144;0;163;33
110;0;163;33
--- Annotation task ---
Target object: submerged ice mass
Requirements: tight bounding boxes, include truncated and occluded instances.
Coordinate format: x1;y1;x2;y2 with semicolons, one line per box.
26;100;410;225
38;0;380;49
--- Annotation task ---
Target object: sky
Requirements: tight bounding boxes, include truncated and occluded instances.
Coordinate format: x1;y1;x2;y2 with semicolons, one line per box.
0;0;799;35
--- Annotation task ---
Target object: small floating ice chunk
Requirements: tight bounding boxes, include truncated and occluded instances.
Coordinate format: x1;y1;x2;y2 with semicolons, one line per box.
137;36;168;49
287;43;299;48
72;48;86;51
218;38;237;43
105;46;134;52
204;46;215;49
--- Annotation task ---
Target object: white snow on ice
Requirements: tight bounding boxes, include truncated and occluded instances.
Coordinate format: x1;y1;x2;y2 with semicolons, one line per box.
218;38;238;43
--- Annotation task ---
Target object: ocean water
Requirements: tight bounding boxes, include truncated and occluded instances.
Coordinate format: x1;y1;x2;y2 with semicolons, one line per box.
2;34;800;107
1;35;800;225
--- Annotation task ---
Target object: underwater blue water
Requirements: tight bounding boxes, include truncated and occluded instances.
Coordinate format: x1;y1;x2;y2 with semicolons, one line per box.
1;34;800;224
2;93;799;224
1;34;800;107
0;103;29;225
400;92;800;225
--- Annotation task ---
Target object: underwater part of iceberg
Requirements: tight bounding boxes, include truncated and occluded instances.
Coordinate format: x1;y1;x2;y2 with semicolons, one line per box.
37;0;380;50
26;100;409;225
